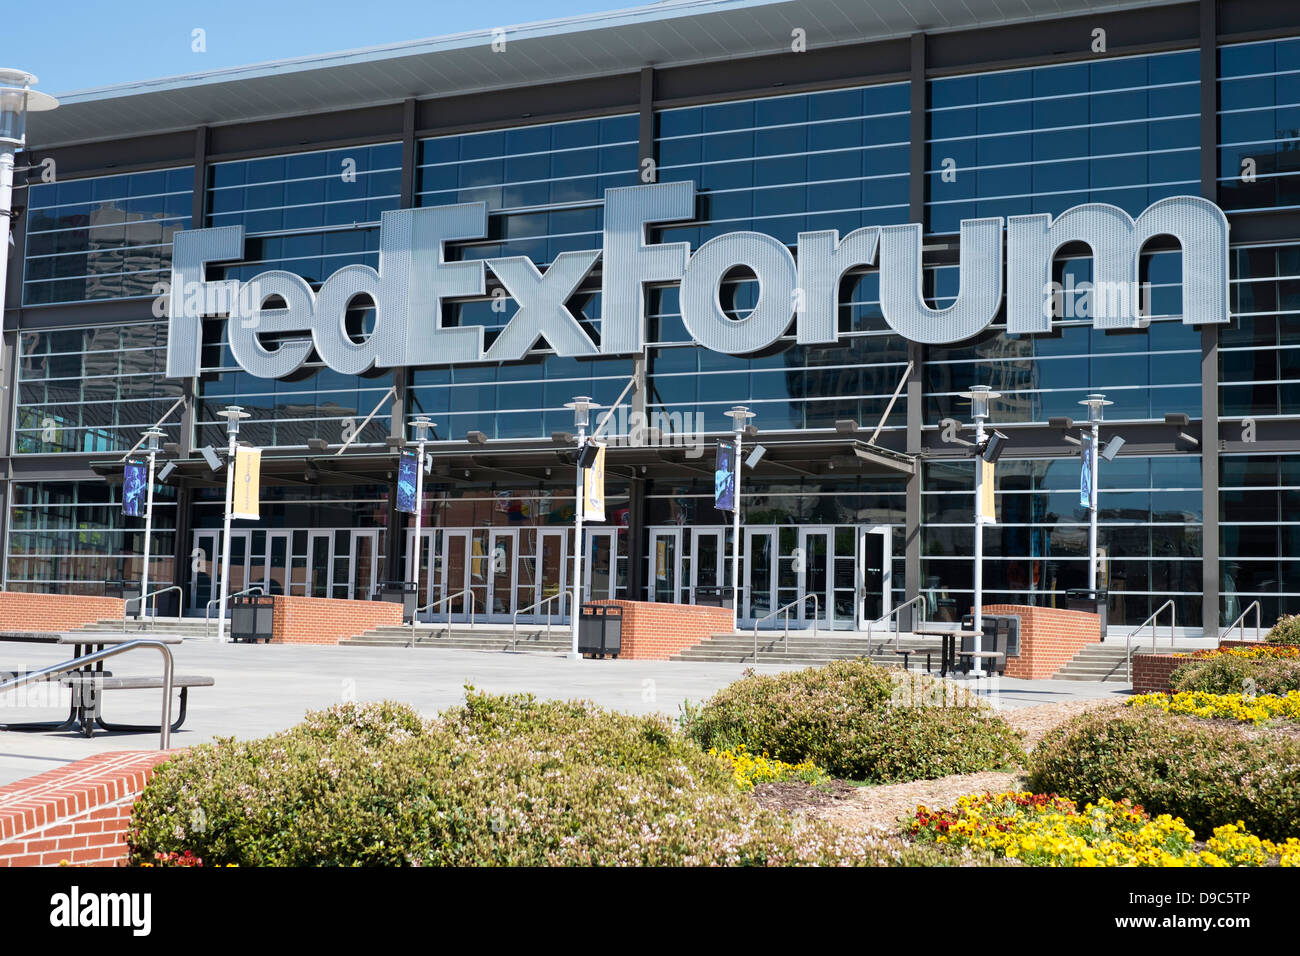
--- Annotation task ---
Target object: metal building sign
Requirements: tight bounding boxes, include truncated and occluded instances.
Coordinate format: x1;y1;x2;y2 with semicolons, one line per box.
165;182;1230;380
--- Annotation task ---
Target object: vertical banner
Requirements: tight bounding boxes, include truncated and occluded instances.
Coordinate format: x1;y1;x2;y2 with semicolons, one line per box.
1080;433;1094;509
582;444;606;522
714;440;737;512
122;460;147;517
978;458;996;524
231;447;262;520
396;449;418;515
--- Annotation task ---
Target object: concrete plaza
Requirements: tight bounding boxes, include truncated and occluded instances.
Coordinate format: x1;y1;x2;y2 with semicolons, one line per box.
0;640;1130;787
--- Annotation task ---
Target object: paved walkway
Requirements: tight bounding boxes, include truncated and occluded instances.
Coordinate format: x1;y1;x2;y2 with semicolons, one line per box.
0;640;1130;787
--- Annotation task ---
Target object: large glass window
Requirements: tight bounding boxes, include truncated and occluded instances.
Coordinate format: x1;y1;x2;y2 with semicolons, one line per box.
6;481;177;594
927;50;1200;234
1220;454;1300;624
22;167;193;305
1218;37;1300;213
654;82;910;246
1220;242;1300;417
921;455;1202;627
14;322;183;454
417;114;638;266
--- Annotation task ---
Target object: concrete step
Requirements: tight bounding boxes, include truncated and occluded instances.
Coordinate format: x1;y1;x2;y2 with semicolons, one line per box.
1049;641;1202;681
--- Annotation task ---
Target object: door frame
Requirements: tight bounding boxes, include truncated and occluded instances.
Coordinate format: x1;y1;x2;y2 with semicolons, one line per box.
585;527;618;603
857;525;893;630
348;529;380;601
439;529;475;623
263;530;292;597
534;528;568;620
648;527;683;604
305;530;333;599
742;526;778;626
797;526;834;629
689;527;725;606
487;528;519;621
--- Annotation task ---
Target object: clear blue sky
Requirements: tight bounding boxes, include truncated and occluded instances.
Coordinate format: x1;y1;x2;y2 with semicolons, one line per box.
5;0;655;94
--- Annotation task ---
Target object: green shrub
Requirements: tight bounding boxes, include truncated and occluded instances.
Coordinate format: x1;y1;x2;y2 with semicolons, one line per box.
1028;706;1300;841
1266;614;1300;645
1171;654;1300;695
681;660;1025;783
128;696;910;866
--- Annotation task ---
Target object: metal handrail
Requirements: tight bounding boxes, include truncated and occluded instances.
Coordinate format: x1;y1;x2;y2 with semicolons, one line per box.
1125;599;1176;683
752;594;818;661
512;591;565;642
204;586;266;639
0;640;175;750
866;594;928;650
124;585;184;632
1220;601;1263;644
412;588;476;647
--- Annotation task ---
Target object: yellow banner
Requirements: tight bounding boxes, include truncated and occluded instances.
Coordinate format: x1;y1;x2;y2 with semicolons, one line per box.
979;458;996;524
582;444;606;522
231;447;261;520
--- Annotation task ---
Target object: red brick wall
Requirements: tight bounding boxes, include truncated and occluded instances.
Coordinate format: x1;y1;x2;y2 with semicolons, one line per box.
977;604;1101;680
1132;653;1187;693
0;592;125;632
269;594;402;645
0;751;171;867
587;600;734;660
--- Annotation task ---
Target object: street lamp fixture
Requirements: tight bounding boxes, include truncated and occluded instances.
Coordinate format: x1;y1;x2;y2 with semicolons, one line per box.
959;386;1001;677
1079;393;1113;594
407;417;435;628
565;397;599;660
215;406;250;642
724;406;755;630
138;428;167;619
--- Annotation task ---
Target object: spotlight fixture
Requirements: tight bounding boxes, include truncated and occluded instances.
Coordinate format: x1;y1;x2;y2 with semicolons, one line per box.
1101;436;1126;462
745;444;767;469
157;461;177;483
1165;413;1190;427
834;420;858;434
163;442;181;457
1048;416;1074;430
578;442;601;468
307;437;328;452
200;446;223;473
467;430;488;445
980;430;1009;463
551;431;574;445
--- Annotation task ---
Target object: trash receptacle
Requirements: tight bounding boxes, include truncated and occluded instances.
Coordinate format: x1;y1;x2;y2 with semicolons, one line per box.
960;613;1018;675
231;594;275;643
1066;589;1108;640
374;580;418;623
579;604;623;657
105;578;142;609
691;586;733;609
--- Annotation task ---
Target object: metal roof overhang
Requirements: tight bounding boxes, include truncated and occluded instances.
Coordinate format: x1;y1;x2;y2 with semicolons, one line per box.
30;0;1187;148
88;432;916;488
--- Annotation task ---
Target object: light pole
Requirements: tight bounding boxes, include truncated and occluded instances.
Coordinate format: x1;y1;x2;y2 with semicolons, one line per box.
215;405;249;643
1079;393;1112;594
407;416;433;596
960;385;1000;677
724;405;755;631
0;71;57;319
565;397;597;660
139;427;165;619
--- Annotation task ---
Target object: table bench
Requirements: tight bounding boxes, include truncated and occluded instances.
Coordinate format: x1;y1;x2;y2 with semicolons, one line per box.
0;631;206;738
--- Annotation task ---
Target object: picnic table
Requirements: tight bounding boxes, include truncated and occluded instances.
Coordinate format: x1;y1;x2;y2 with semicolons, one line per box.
913;627;1003;676
0;631;208;738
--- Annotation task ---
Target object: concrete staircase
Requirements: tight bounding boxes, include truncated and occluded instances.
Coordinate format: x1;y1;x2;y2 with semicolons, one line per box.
73;617;217;639
342;623;571;654
1050;641;1201;682
671;631;945;666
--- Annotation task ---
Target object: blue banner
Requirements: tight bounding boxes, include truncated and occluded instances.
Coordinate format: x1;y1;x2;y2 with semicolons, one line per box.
714;440;736;512
122;460;147;517
1080;434;1093;509
396;449;419;514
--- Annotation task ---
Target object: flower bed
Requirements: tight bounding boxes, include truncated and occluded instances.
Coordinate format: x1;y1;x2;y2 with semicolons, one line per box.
908;792;1300;866
1191;645;1299;660
1127;690;1300;724
709;745;828;791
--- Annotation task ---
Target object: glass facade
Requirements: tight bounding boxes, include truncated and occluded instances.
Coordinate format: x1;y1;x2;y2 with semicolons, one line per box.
22;166;193;305
4;22;1299;633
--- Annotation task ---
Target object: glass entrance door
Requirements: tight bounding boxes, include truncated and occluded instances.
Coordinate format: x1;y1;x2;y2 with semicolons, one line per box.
585;529;617;604
534;529;567;620
306;531;332;598
190;531;219;612
858;527;892;629
798;527;834;628
440;530;474;622
349;530;380;600
743;528;777;625
406;528;438;615
649;528;681;604
487;529;518;621
265;531;290;596
690;528;724;605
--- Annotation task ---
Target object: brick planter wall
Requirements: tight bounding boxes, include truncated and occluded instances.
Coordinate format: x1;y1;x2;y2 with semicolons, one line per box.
978;604;1102;680
0;751;171;867
1132;653;1188;693
587;600;734;660
269;595;402;645
0;592;125;632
